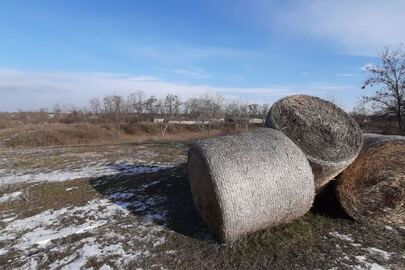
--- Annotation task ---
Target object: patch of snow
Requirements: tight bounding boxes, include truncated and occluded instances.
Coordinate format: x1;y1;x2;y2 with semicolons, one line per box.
1;195;169;268
139;180;162;190
354;256;388;270
1;216;17;223
0;199;126;250
329;232;354;242
0;191;23;203
351;243;362;247
142;213;167;224
49;237;150;270
153;236;166;247
0;164;172;185
384;225;393;231
366;248;392;260
65;187;78;191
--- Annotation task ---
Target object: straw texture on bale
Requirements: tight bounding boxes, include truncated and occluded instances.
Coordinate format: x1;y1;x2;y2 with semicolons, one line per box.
337;141;405;225
265;95;363;191
362;133;405;150
187;128;315;242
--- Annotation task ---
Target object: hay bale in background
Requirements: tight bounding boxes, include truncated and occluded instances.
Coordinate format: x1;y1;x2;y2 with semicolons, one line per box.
265;95;363;192
187;128;315;242
362;133;405;150
337;141;405;225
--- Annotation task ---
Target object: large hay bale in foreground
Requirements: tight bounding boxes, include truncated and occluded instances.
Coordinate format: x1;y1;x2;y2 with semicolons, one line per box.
188;128;315;242
265;95;363;192
362;133;405;150
337;141;405;225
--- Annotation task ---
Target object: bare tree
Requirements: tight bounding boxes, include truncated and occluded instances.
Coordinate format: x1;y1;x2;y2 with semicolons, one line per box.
103;95;124;115
89;97;101;115
159;94;181;135
238;103;251;131
362;46;405;133
185;93;223;131
103;95;125;134
127;90;146;114
126;90;147;122
144;96;159;115
225;101;251;130
52;103;62;118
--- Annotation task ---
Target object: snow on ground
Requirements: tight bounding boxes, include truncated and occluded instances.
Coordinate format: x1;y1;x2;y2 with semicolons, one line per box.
0;145;185;186
366;248;392;260
354;256;387;270
329;231;354;242
0;192;169;269
0;144;186;268
0;191;23;204
328;231;401;270
0;163;172;185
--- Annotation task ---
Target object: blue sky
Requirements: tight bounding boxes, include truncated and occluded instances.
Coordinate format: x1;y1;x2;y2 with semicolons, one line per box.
0;0;404;111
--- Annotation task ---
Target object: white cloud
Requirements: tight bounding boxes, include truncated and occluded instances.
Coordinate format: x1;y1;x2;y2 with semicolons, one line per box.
160;65;212;80
0;68;358;111
172;69;210;79
269;0;405;56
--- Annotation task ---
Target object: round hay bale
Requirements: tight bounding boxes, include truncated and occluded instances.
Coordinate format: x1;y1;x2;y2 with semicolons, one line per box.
265;95;363;192
187;128;315;242
337;141;405;225
362;133;405;150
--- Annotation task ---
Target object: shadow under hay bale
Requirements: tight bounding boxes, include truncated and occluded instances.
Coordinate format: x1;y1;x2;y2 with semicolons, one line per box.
337;141;405;225
265;95;363;192
188;128;315;242
310;180;352;220
90;164;213;241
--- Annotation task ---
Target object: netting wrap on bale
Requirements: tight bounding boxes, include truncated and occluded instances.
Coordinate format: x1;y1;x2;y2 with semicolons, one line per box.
265;95;363;192
337;141;405;225
362;133;405;150
187;128;315;242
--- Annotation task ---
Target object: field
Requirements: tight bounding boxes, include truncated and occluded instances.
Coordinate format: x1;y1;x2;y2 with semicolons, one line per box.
0;141;404;269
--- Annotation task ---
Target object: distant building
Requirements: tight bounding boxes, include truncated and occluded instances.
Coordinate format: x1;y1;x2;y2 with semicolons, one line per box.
249;118;265;124
153;118;165;123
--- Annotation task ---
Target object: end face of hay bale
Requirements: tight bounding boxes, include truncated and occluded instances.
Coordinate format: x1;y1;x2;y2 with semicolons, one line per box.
337;141;405;225
187;128;315;242
187;146;224;236
265;95;363;191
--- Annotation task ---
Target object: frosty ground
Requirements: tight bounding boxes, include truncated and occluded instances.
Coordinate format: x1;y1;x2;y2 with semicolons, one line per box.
0;141;404;269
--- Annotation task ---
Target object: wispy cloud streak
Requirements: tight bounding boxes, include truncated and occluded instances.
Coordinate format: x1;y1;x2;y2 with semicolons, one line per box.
0;68;357;111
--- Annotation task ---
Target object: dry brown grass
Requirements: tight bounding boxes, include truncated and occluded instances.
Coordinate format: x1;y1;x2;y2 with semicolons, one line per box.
0;122;251;148
0;123;119;147
0;179;98;220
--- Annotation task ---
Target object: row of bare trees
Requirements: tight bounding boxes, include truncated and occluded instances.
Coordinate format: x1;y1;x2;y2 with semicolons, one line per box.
84;91;270;135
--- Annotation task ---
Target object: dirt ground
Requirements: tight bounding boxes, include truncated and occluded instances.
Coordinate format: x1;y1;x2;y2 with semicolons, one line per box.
0;141;404;269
